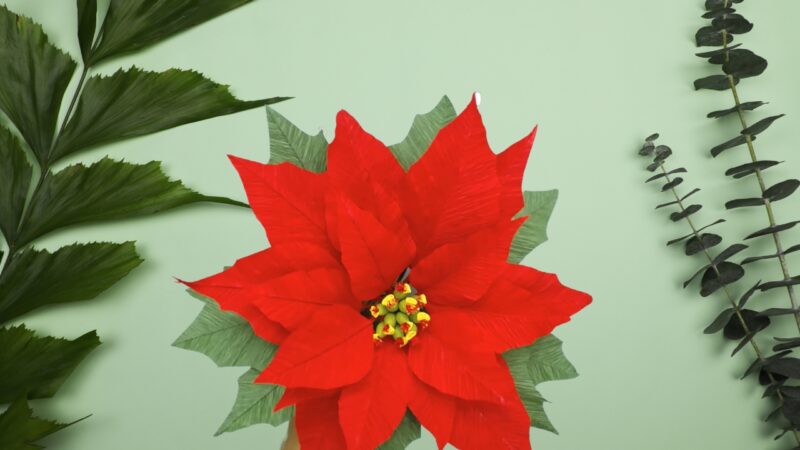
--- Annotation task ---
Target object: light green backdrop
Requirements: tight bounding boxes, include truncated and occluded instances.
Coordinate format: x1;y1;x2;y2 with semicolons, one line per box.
4;1;800;449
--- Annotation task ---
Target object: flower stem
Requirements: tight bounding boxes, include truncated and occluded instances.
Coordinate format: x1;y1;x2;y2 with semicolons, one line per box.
659;164;800;445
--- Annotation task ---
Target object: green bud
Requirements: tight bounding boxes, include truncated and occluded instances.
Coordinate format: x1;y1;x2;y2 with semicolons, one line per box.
393;326;404;340
384;313;397;326
396;312;410;324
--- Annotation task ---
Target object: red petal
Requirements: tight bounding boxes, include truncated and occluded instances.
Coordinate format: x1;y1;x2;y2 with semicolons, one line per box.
496;127;536;218
410;219;524;306
258;305;374;389
405;95;501;257
296;392;347;450
229;155;329;247
407;329;518;404
333;195;416;300
407;375;456;450
449;397;532;450
274;386;333;412
338;344;410;450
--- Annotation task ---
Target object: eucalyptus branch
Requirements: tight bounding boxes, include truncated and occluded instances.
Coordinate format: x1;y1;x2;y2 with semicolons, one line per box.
640;136;800;445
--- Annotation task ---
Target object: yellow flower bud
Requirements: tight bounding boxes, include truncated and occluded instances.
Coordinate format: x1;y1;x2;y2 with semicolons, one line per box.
381;294;399;311
400;297;419;315
369;304;387;318
417;294;427;305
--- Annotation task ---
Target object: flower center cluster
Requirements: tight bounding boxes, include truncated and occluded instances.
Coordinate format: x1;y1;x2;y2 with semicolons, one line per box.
366;282;430;347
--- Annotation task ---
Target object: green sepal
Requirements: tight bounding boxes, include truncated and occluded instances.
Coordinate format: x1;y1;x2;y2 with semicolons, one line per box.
503;335;578;433
509;190;559;264
0;325;100;403
266;107;328;172
0;397;69;450
215;368;291;435
173;291;277;369
389;96;457;170
377;412;422;450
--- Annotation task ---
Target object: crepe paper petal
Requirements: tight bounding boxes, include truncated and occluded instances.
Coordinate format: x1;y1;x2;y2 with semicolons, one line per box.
339;344;411;450
295;392;347;450
408;330;519;404
229;155;329;247
449;398;532;450
411;218;524;306
333;195;416;300
405;95;501;257
407;376;456;450
497;127;537;218
274;386;334;412
258;305;374;389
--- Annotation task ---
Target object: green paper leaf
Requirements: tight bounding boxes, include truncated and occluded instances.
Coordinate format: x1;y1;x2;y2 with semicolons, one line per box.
0;325;100;403
173;291;277;369
0;6;77;163
0;397;68;450
508;190;559;264
377;412;422;450
266;107;328;172
76;0;97;62
0;242;142;324
389;96;457;170
503;335;578;433
51;67;289;162
0;126;32;244
90;0;255;64
215;368;290;435
15;158;243;247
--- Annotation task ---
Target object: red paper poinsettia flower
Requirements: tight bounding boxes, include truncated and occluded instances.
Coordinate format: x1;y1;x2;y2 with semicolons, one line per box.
186;96;590;450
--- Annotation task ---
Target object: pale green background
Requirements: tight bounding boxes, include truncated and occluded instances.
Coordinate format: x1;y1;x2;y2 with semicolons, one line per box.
3;0;800;449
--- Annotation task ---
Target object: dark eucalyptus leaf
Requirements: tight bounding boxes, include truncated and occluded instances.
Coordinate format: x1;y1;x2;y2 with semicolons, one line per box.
696;43;742;58
742;245;800;265
654;145;672;160
741;114;785;137
759;277;800;292
759;308;799;317
646;168;687;182
0;6;77;163
702;7;736;19
639;141;655;156
712;243;749;265
766;358;800;379
705;0;742;10
731;333;755;356
780;385;800;400
711;134;752;157
646;161;661;172
725;197;764;209
662;177;683;191
645;133;660;142
656;188;701;209
719;49;767;78
0;126;32;244
695;26;732;47
745;221;800;240
712;14;753;34
51;67;289;162
782;399;800;427
668;218;724;246
684;263;710;289
0;242;142;323
724;309;769;340
738;281;761;308
759;368;787;386
694;74;738;91
15;158;244;247
708;101;767;119
686;233;722;255
76;0;97;62
671;204;701;222
725;160;780;178
90;0;255;64
705;308;735;334
774;338;800;353
0;325;100;402
763;179;800;202
701;261;745;296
